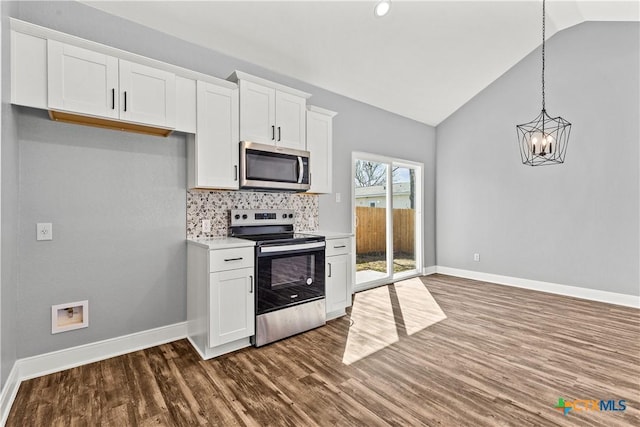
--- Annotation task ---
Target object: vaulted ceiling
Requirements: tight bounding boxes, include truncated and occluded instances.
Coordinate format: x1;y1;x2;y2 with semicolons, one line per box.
81;1;639;126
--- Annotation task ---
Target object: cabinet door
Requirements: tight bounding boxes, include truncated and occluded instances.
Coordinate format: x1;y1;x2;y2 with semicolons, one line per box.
306;110;333;193
47;40;119;119
193;81;239;189
239;80;275;144
209;267;255;347
275;91;306;150
119;59;176;128
326;254;349;314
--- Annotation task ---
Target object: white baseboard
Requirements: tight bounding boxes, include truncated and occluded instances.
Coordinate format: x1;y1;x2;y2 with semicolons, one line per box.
0;363;21;427
0;321;187;425
422;266;437;275
435;266;639;309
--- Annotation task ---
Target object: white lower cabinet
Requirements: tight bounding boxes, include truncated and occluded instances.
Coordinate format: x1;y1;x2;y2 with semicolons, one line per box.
209;268;254;347
187;242;255;359
325;236;353;320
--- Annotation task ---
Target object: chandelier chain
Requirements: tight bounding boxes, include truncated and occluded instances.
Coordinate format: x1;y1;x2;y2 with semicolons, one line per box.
541;0;546;111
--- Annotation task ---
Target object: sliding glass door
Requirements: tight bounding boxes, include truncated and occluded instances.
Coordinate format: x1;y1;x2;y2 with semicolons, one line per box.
353;153;422;292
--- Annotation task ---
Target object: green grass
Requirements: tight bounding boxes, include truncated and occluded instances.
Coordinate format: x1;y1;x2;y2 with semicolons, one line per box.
356;253;416;273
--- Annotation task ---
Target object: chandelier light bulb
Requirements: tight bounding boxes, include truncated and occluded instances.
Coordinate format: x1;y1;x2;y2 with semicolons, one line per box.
529;131;554;155
374;0;391;17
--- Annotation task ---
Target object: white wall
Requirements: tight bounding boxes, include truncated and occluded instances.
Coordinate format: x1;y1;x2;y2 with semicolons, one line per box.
436;21;640;296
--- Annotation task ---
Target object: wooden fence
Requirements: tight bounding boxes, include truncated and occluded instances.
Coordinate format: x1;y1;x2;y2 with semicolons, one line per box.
355;206;415;254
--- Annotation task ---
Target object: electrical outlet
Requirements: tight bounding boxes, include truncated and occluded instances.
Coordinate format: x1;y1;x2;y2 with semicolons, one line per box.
202;219;211;233
335;192;341;203
36;223;53;241
308;216;314;229
473;253;480;262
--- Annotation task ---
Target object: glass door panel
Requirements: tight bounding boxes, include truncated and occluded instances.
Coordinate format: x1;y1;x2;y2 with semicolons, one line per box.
354;159;390;286
392;166;418;279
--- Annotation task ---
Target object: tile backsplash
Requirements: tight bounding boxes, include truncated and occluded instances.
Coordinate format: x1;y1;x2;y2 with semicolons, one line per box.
187;190;319;239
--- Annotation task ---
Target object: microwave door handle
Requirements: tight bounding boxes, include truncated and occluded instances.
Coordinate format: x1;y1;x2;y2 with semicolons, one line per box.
297;156;304;184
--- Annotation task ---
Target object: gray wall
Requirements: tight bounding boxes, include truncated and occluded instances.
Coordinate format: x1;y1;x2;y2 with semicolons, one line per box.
1;0;20;387
436;21;639;296
10;1;436;358
17;109;187;357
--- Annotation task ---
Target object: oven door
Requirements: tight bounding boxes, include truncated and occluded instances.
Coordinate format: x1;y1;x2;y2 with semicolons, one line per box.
256;241;325;315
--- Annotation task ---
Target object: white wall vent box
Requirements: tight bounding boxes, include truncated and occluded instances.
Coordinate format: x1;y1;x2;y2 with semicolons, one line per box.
51;300;88;334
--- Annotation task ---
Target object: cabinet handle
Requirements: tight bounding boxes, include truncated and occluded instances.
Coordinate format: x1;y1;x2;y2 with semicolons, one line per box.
271;125;275;140
328;262;332;278
333;245;346;249
111;88;115;110
249;275;253;293
123;91;127;112
234;165;238;181
277;126;281;141
224;257;243;262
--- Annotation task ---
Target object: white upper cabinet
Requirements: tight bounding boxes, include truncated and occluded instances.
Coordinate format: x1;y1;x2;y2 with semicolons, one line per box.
231;71;311;150
306;106;337;194
275;91;307;149
48;41;119;119
47;39;176;129
119;60;176;128
239;80;276;144
188;80;239;190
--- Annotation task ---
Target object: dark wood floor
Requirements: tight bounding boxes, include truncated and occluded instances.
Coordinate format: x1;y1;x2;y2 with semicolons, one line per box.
7;274;640;426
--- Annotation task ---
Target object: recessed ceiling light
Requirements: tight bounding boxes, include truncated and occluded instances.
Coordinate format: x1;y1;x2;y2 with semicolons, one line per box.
374;0;391;17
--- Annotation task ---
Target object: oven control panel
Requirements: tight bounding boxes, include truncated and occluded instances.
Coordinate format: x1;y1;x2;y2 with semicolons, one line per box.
230;209;295;226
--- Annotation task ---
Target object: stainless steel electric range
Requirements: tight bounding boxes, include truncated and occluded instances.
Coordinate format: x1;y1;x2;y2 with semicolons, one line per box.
229;209;326;347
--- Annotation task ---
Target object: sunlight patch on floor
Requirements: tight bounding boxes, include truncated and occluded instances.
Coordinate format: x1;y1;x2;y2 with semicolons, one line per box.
342;286;398;365
342;278;447;365
395;277;447;335
355;269;387;285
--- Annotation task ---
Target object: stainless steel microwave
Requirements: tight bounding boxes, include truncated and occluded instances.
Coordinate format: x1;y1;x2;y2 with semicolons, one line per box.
239;141;310;192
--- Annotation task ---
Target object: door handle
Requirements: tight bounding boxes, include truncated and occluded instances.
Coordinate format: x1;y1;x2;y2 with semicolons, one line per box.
297;156;304;184
234;165;238;181
328;262;332;278
271;125;275;140
249;275;253;293
123;91;127;112
277;126;281;141
111;88;115;110
224;257;243;262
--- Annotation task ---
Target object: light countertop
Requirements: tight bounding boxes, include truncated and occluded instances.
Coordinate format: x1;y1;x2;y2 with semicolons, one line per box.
187;237;255;250
316;231;354;239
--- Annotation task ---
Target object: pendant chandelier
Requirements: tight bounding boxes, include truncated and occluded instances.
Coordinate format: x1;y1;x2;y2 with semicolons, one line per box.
516;0;571;166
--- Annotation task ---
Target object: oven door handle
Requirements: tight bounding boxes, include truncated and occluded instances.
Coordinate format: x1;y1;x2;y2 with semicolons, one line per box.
259;241;325;254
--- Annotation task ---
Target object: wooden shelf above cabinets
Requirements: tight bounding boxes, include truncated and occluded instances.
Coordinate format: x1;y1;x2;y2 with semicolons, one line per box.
49;110;173;137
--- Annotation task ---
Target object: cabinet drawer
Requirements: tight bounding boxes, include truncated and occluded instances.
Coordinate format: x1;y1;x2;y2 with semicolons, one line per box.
210;247;254;272
326;238;351;256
